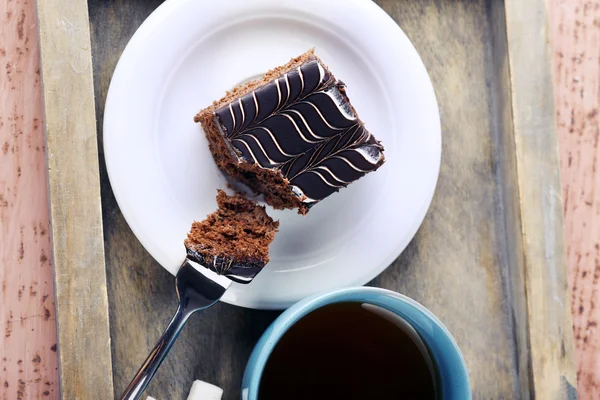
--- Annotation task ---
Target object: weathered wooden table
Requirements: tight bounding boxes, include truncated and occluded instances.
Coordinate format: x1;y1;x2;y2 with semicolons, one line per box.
1;0;598;399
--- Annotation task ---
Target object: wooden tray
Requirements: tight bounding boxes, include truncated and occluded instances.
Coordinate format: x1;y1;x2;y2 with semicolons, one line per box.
36;0;578;398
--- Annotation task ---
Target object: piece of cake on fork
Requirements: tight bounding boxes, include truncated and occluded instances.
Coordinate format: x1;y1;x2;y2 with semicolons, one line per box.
195;49;385;215
185;190;279;283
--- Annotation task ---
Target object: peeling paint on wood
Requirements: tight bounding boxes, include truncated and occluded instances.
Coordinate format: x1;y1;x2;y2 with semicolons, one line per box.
550;0;600;398
0;0;59;399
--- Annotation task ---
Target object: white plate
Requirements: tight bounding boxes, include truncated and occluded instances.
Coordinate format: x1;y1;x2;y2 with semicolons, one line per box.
104;0;441;309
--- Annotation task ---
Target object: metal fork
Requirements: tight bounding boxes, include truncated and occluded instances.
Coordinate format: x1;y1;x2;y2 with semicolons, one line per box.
120;254;260;400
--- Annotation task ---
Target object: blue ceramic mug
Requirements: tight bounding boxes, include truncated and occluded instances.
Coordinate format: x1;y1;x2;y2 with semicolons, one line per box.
242;287;471;399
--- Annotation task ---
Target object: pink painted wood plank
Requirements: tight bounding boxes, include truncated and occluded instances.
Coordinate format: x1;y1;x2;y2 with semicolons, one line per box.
0;0;59;399
550;0;600;398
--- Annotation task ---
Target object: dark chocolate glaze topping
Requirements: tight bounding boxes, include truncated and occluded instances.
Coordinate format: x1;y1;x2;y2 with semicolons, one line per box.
214;58;385;205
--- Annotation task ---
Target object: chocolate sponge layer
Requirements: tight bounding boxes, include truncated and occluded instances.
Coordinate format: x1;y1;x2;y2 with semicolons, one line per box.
185;190;279;283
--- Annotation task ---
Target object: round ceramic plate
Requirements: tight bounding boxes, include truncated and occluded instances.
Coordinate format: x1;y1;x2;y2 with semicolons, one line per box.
104;0;441;309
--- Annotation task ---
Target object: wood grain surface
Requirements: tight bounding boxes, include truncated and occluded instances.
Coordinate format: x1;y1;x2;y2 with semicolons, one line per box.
36;0;114;398
87;0;573;399
550;0;600;398
505;0;577;398
0;0;595;399
0;0;59;399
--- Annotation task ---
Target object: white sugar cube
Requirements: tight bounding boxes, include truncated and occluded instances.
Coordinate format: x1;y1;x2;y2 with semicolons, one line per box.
187;380;223;400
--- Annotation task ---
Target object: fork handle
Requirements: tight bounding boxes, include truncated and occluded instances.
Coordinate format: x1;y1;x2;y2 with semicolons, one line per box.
120;305;193;400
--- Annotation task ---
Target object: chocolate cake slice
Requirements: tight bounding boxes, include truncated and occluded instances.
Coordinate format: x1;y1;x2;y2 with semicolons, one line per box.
184;190;279;283
195;49;385;215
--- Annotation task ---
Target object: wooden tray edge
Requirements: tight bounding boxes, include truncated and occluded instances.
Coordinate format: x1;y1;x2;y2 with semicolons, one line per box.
34;0;578;398
35;0;115;398
505;0;577;398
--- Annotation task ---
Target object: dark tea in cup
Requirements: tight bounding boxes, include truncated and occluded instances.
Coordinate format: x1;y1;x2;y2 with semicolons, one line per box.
258;302;437;399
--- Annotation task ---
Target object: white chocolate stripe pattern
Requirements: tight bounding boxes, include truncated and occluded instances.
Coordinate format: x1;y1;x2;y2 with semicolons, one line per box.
213;58;385;202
